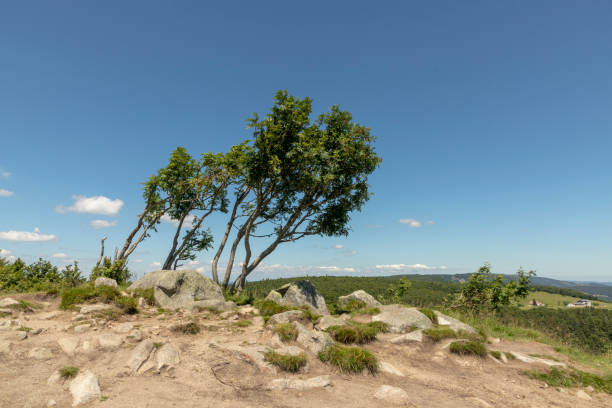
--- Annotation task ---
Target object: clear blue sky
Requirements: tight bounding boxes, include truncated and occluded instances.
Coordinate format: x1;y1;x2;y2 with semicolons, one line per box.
1;1;611;282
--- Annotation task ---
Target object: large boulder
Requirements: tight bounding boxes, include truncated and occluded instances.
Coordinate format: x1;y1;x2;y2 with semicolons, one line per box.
266;280;329;315
69;370;101;406
434;311;477;334
94;277;118;289
128;269;234;311
371;305;433;333
338;290;381;309
294;322;334;354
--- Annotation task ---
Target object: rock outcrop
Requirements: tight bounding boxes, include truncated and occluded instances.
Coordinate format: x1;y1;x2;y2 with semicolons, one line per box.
294;321;334;354
94;277;118;289
434;311;477;334
128;269;234;311
69;370;101;406
265;280;329;315
372;305;433;333
338;290;381;309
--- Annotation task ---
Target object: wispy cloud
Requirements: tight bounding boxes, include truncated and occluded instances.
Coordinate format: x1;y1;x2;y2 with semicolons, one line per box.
133;259;144;263
376;263;448;271
0;227;57;242
318;266;356;272
0;249;11;256
399;218;422;228
334;244;344;249
90;219;118;229
56;195;124;216
150;261;161;268
161;214;196;228
1;170;10;179
0;189;13;197
52;253;68;259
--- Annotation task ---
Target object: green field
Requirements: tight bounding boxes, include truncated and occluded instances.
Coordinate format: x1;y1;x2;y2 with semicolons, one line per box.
518;291;612;309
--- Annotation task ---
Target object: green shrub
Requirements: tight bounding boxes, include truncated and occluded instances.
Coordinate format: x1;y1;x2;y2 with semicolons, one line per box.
300;306;321;324
271;323;298;342
264;350;307;372
115;296;138;314
254;299;292;321
223;289;253;306
60;366;79;379
234;319;253;327
423;327;456;342
131;288;155;306
90;257;131;285
449;341;487;357
60;285;117;310
327;321;388;344
172;322;200;335
505;352;516;360
418;308;438;324
522;367;612;394
490;350;502;360
318;344;378;374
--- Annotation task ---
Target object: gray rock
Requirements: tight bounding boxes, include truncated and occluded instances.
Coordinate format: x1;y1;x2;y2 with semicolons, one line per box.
73;323;91;333
390;330;423;344
509;352;566;367
193;298;236;312
576;390;592;401
338;290;382;309
294;322;334;354
94;277;118;289
97;334;123;349
114;322;134;333
126;329;142;343
267;280;329;315
374;385;410;404
69;370;101;406
79;304;112;314
265;290;283;304
266;310;305;327
58;336;80;356
38;311;63;320
28;347;54;360
372;305;432;333
0;298;19;308
434;311;477;334
275;345;306;356
128;269;226;311
315;315;347;331
126;339;154;372
379;361;404;376
267;375;331;390
156;343;180;371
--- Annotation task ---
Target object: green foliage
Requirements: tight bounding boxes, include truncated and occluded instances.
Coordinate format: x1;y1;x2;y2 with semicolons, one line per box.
17;326;32;332
271;323;298;342
114;296;138;314
90;258;131;285
223;289;253;306
264;350;307;372
131;288;155;306
505;352;516;360
172;322;201;335
448;263;535;313
299;306;321;324
418;308;438;324
384;277;412;303
326;321;387;344
60;284;138;315
490;351;502;360
234;319;253;327
318;344;378;374
522;367;612;394
254;299;293;321
60;366;79;379
423;327;457;342
0;257;84;292
449;341;488;357
8;300;42;312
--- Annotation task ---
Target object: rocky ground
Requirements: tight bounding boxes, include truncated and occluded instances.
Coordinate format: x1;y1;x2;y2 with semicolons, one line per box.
0;292;610;408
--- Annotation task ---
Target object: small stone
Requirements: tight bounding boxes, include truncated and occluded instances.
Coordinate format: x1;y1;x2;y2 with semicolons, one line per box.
379;361;404;376
69;370;101;406
58;336;80;356
585;385;594;393
137;297;146;308
126;329;142;343
47;399;57;407
47;370;62;385
267;375;331;390
114;322;134;333
11;330;27;341
126;339;154;372
156;343;180;371
28;347;54;360
38;311;63;320
97;334;123;349
390;330;423;344
0;298;19;308
94;277;118;289
576;390;592;401
374;385;409;404
74;324;91;333
79;304;112;314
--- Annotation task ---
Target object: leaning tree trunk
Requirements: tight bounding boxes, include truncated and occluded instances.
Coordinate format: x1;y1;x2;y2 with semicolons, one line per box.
95;237;107;269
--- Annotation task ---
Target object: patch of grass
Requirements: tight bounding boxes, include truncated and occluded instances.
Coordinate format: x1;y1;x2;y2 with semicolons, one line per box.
529;353;560;362
449;341;487;357
318;344;378;374
60;366;79;379
327;321;388;344
423;327;456;342
271;322;298;342
456;329;485;342
153;342;164;349
418;308;438;324
115;296;138;314
223;289;253;306
300;306;321;324
264;350;307;372
60;285;139;315
505;352;516;360
171;322;200;335
490;350;502;360
0;311;11;318
522;367;612;394
131;288;155;306
350;307;380;316
100;396;109;402
234;319;253;327
8;300;42;312
254;299;292;322
17;326;32;332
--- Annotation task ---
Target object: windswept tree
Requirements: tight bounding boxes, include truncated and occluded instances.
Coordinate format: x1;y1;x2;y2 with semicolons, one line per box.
216;90;379;291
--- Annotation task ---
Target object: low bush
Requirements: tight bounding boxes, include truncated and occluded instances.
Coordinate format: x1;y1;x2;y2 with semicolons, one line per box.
449;341;487;357
234;319;253;327
60;366;79;379
264;350;307;372
318;344;378;374
254;299;292;321
171;322;201;335
418;308;438;324
131;288;155;306
522;367;612;394
327;321;388;344
423;327;456;342
271;322;298;342
490;350;502;360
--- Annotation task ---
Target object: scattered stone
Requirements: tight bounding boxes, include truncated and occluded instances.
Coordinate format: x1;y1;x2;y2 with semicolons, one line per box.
79;304;112;314
114;322;134;333
94;277;118;288
0;341;13;354
294;322;334;354
38;311;62;320
488;337;501;344
467;397;492;407
79;339;96;354
193;298;236;312
126;339;154;372
265;280;329;315
30;328;43;335
374;385;410;404
267;375;331;390
0;298;19;308
10;330;27;341
434;311;477;334
509;352;566;367
47;399;57;407
69;370;101;406
238;305;258;315
338;290;382;309
74;323;91;333
126;329;143;343
390;329;423;344
372;305;433;333
379;361;404;376
315;315;347;331
576;390;592;401
156;343;180;371
137;297;146;308
585;385;595;393
97;333;123;349
266;310;305;327
58;336;80;356
28;347;54;360
47;370;62;385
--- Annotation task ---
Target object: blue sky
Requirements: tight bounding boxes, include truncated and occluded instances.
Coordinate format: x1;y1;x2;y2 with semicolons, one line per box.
1;1;611;282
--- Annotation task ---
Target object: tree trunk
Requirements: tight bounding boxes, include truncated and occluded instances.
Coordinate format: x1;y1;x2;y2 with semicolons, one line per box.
95;237;107;269
162;212;189;270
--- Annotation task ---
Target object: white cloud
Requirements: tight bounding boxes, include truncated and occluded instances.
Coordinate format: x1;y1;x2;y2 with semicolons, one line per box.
318;266;356;272
426;220;435;225
0;189;13;197
334;244;343;249
150;262;161;268
56;195;124;216
195;266;205;273
399;218;422;228
1;170;10;179
188;260;200;265
0;228;57;242
52;253;68;259
161;214;196;228
133;259;144;263
90;219;118;229
0;249;11;255
375;263;448;271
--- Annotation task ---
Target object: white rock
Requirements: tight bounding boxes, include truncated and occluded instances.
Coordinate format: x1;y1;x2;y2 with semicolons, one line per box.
275;345;305;356
126;329;142;343
379;361;404;376
74;324;91;333
434;311;477;334
94;277;118;289
47;399;57;407
585;385;595;393
315;315;347;331
69;370;101;406
372;305;433;333
126;339;154;372
114;322;134;333
97;333;123;349
265;310;305;327
38;311;63;320
267;375;331;390
0;298;19;308
156;343;180;371
79;304;112;314
58;336;80;356
509;352;566;367
576;390;592;400
294;321;334;354
28;347;54;360
374;385;409;404
137;297;146;308
47;370;62;385
390;330;423;344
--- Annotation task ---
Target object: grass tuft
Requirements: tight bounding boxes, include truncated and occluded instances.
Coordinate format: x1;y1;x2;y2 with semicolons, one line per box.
522;367;612;394
234;319;253;327
8;300;42;312
264;350;307;372
449;341;487;357
490;350;502;360
505;351;516;360
271;322;298;342
131;288;155;306
60;366;79;379
171;322;200;335
418;308;438;324
423;327;456;342
318;344;378;374
326;321;388;344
